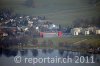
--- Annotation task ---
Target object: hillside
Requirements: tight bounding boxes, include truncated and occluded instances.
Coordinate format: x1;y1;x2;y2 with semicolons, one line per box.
0;0;100;26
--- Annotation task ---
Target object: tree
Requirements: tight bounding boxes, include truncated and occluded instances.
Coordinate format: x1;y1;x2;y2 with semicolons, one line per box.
72;16;100;28
32;49;38;57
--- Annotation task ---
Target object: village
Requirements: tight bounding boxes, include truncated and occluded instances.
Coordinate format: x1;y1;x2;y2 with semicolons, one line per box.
0;8;100;54
0;9;100;38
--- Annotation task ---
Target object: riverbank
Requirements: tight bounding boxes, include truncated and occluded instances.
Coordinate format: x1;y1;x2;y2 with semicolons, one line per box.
0;35;100;53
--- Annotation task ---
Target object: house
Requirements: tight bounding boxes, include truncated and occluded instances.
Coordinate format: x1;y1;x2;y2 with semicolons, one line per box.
3;33;8;37
43;24;48;28
82;28;90;35
48;24;59;30
84;30;90;35
96;29;100;35
28;21;33;27
71;28;82;35
0;31;8;37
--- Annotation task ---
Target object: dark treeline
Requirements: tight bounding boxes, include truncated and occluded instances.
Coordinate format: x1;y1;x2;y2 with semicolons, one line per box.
88;0;100;5
0;8;14;21
72;16;100;28
0;48;54;57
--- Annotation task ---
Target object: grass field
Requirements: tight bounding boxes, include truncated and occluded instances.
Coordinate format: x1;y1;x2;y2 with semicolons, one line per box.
37;35;100;47
0;0;100;26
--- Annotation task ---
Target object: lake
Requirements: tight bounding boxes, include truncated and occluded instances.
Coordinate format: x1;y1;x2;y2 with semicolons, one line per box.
0;48;100;66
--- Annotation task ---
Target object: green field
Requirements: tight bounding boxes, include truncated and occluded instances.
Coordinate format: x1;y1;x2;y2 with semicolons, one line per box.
37;35;100;47
0;0;100;26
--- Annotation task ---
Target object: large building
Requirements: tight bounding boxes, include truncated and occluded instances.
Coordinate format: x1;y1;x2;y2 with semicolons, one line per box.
82;28;90;35
96;29;100;35
40;31;62;38
71;28;82;36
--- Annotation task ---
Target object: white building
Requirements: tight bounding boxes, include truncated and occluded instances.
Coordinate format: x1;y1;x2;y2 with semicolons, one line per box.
82;28;90;35
71;28;82;36
96;29;100;35
48;24;59;30
85;30;89;35
3;33;8;37
28;21;33;27
88;26;97;33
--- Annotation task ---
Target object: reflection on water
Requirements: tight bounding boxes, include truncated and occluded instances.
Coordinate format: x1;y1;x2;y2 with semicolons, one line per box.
59;49;64;56
20;49;28;56
31;49;38;57
0;48;100;66
42;49;53;54
1;49;18;57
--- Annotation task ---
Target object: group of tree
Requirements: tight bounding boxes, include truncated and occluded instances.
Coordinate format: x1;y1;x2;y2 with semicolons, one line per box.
72;16;100;28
